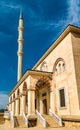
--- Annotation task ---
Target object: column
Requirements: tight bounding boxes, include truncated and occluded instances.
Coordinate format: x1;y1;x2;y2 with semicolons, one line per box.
12;101;15;115
9;103;12;111
20;96;22;115
28;89;35;116
40;99;43;114
21;95;26;114
20;93;26;114
15;98;20;116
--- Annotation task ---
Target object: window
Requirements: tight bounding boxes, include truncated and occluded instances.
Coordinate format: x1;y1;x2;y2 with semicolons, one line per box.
59;88;66;107
54;58;66;75
40;61;48;71
58;63;61;73
62;63;65;71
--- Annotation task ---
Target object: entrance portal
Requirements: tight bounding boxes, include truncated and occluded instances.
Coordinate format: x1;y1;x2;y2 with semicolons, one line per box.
43;99;47;114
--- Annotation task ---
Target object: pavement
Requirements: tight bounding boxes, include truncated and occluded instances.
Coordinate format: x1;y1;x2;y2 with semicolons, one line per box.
0;124;80;130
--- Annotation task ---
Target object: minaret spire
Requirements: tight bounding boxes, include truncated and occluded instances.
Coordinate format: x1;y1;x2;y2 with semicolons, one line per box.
17;10;24;81
20;9;23;19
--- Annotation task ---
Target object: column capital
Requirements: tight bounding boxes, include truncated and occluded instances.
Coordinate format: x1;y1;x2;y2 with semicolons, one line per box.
12;99;15;102
15;96;20;100
48;86;53;92
20;91;27;96
28;86;36;91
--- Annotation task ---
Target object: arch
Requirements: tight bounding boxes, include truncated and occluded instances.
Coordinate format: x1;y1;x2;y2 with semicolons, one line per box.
17;88;20;96
40;61;48;71
13;93;15;99
53;58;66;74
22;82;27;91
36;76;50;89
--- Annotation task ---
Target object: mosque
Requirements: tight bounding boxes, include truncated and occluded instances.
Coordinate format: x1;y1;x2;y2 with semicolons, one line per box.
6;11;80;128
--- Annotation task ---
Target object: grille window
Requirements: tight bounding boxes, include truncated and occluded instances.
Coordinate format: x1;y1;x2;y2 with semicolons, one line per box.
59;89;65;107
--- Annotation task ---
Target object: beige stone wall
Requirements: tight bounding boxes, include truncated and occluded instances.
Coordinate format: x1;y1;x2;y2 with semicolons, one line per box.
35;32;79;116
8;28;80;117
71;32;80;109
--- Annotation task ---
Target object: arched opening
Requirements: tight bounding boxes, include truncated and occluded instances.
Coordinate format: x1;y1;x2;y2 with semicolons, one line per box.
17;88;20;96
53;58;66;75
23;82;27;91
13;93;15;99
36;77;50;115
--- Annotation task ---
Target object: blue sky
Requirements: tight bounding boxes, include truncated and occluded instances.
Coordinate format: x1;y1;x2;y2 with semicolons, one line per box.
0;0;80;108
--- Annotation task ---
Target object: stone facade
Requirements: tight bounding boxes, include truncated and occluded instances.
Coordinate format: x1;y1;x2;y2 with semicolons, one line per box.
8;25;80;120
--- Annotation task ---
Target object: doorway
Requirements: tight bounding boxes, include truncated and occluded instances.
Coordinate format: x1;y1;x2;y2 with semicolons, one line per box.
43;99;47;114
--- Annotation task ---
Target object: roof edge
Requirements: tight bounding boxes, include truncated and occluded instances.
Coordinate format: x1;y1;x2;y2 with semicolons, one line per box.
32;24;80;70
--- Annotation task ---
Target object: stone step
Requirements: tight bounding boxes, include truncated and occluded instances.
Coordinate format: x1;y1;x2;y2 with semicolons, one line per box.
15;116;26;128
43;114;60;128
5;120;12;128
35;119;43;128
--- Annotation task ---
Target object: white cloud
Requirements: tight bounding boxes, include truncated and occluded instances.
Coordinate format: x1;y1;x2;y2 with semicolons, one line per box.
67;0;80;24
3;3;21;9
0;92;8;109
0;1;21;11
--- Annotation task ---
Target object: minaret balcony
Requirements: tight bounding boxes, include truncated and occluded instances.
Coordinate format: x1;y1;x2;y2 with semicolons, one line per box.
18;38;24;43
18;26;24;31
17;51;23;56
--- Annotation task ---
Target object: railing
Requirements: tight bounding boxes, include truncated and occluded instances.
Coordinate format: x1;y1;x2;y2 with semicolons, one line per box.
4;111;10;119
21;112;28;127
9;111;15;128
49;109;62;126
36;110;47;127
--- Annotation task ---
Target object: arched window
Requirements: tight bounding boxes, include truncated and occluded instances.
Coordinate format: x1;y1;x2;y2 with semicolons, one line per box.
58;63;61;73
53;58;66;75
40;61;48;71
62;63;65;71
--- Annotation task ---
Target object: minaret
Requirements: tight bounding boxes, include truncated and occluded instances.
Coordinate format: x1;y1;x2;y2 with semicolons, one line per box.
17;10;24;81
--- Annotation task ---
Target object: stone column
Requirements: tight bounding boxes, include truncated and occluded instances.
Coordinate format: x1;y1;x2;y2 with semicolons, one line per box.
12;100;15;115
21;95;26;114
40;99;43;114
20;92;26;114
27;89;35;116
15;97;20;116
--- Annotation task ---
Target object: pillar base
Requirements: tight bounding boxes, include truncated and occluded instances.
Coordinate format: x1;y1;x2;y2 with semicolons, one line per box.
27;114;37;119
